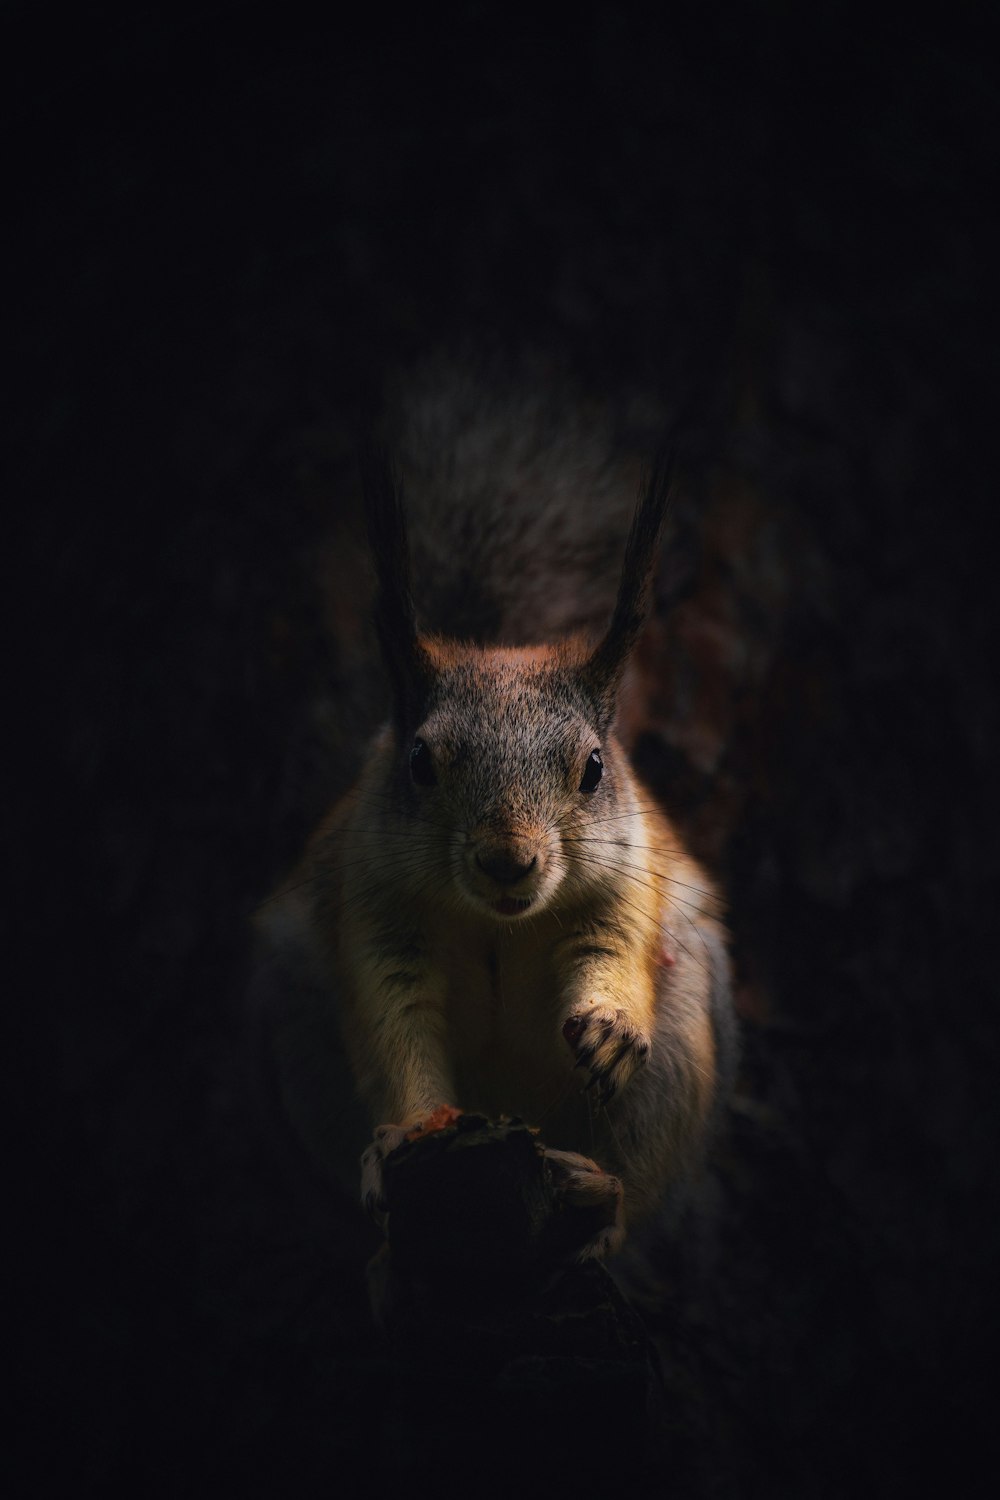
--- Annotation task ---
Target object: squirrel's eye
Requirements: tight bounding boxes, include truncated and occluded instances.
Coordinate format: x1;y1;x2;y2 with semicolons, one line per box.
410;739;436;787
580;749;603;793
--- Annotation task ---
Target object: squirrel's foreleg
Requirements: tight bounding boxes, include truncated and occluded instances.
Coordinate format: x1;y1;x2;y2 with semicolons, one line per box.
346;933;454;1127
346;933;454;1222
556;924;657;1105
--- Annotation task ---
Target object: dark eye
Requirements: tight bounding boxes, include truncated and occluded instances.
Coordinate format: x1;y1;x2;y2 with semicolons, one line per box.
580;749;603;793
410;739;436;787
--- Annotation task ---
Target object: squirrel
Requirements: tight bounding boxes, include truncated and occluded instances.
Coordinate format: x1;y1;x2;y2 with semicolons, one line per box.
250;357;737;1246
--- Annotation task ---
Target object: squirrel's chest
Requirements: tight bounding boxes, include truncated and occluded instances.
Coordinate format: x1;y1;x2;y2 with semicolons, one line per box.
432;923;578;1123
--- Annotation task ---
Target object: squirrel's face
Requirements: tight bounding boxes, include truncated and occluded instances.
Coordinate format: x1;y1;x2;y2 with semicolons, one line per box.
396;653;626;923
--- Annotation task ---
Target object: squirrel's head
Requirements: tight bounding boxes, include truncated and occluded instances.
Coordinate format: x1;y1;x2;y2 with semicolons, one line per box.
361;444;672;922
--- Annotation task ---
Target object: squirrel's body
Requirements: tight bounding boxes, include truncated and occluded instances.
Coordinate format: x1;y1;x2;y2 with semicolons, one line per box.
253;359;736;1240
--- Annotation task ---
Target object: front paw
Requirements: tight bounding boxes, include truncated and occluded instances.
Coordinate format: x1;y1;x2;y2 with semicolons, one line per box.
360;1123;409;1226
360;1106;464;1225
562;1004;650;1105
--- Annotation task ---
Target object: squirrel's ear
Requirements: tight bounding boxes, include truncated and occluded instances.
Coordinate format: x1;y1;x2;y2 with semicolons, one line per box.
577;449;674;726
360;442;435;732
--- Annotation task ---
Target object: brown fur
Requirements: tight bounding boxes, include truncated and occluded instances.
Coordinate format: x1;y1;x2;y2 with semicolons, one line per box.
254;432;735;1238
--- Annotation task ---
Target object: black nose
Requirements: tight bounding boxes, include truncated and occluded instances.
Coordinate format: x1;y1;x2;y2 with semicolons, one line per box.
475;848;538;886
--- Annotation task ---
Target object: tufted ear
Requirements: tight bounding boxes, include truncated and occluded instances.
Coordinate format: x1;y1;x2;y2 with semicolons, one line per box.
360;442;435;734
577;449;674;727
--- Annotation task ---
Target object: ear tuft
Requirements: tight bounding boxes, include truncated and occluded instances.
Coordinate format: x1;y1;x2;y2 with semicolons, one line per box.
359;441;434;731
578;447;674;725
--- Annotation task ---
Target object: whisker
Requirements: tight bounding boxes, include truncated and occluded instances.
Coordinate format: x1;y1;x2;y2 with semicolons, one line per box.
561;845;719;900
570;868;713;978
561;848;723;921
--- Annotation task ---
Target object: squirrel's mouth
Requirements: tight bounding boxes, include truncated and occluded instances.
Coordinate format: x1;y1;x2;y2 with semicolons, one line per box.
493;896;533;917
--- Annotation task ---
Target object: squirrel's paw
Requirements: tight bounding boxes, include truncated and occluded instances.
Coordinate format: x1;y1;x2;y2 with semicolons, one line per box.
360;1122;409;1226
562;1004;650;1105
361;1109;462;1226
544;1147;627;1260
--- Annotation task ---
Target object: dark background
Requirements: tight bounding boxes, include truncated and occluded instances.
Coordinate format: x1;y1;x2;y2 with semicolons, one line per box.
15;3;997;1495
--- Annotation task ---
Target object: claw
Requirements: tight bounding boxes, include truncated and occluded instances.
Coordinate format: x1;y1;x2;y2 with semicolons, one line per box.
562;1015;587;1047
563;1004;650;1104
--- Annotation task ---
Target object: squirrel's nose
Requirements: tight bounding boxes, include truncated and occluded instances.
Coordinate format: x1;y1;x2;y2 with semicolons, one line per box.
475;846;538;886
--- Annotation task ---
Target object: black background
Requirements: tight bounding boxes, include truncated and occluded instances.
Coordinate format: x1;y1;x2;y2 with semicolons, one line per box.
14;2;998;1495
